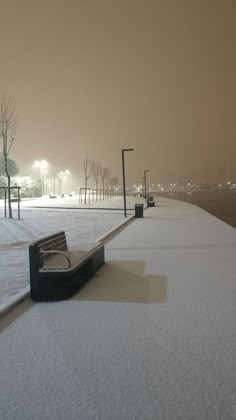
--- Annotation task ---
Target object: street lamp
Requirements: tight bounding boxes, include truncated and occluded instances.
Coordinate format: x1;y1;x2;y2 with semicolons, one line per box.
122;148;134;217
58;171;64;195
144;169;150;203
33;160;49;196
57;169;70;195
63;169;70;193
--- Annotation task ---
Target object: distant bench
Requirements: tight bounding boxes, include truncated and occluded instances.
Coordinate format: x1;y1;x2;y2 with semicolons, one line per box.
147;196;155;207
29;231;105;301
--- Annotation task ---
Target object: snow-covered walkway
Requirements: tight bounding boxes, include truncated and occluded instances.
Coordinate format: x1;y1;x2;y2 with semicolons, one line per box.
0;196;139;314
0;197;236;419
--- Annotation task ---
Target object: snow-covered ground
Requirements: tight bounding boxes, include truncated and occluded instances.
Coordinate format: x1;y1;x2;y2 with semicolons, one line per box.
0;197;236;419
0;193;140;210
0;195;141;314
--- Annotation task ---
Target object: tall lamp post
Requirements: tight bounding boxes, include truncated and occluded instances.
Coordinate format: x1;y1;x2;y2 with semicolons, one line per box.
33;160;48;196
122;148;134;217
144;169;150;203
57;169;70;195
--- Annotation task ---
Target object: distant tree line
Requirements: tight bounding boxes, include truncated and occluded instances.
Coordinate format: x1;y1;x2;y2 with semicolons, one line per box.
0;93;119;214
81;157;118;204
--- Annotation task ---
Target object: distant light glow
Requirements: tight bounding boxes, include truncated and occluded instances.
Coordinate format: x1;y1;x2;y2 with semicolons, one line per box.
41;160;48;169
33;160;40;168
33;159;48;172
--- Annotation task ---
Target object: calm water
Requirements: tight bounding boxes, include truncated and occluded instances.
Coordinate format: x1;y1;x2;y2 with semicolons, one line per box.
158;190;236;229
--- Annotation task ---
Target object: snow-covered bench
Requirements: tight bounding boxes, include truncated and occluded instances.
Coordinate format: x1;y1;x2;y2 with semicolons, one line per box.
29;231;105;301
147;196;155;207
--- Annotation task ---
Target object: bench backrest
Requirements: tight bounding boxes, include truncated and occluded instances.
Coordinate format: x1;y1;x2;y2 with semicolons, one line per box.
29;230;67;269
29;231;68;299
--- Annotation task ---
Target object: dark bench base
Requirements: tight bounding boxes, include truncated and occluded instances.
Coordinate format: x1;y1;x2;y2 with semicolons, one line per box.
29;232;105;301
34;247;104;301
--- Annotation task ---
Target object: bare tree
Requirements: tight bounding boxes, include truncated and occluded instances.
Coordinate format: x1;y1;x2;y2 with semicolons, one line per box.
92;162;101;201
100;167;106;200
0;94;18;218
83;158;94;204
104;168;111;198
110;176;119;195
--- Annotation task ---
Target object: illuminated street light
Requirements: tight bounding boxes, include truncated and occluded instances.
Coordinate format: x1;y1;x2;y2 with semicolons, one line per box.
33;160;49;196
57;169;70;195
144;169;150;203
122;148;134;217
63;169;70;192
33;160;40;169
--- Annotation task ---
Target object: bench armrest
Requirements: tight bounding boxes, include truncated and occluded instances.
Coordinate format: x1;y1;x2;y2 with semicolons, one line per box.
40;250;72;270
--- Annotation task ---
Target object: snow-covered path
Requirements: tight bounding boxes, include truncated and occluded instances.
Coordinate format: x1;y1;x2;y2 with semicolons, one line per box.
0;196;139;314
0;197;236;419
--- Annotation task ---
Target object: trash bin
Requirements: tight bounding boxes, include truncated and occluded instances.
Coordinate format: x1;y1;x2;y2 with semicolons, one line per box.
135;203;144;218
147;196;155;207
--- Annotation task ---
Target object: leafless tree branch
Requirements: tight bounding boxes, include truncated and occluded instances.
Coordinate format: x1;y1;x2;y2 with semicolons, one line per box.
0;93;18;218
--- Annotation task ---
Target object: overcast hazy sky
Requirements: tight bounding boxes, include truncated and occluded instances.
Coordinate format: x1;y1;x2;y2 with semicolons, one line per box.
1;0;236;185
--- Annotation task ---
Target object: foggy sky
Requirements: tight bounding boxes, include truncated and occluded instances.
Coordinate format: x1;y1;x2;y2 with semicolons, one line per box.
1;0;236;186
